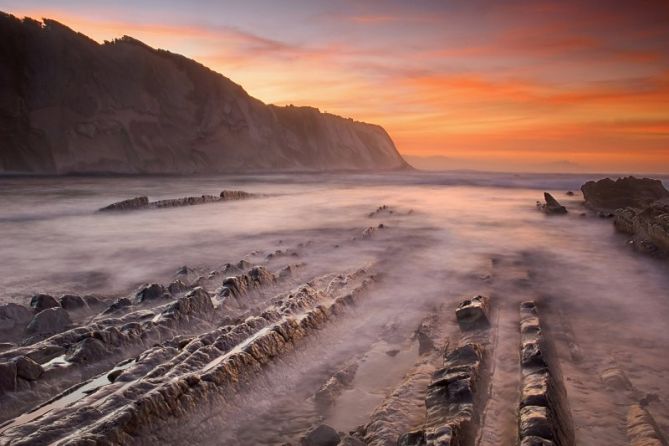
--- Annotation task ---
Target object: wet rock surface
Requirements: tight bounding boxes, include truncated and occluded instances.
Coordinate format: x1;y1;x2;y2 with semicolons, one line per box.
537;193;568;215
26;307;72;336
99;190;257;212
581;177;669;211
518;301;574;446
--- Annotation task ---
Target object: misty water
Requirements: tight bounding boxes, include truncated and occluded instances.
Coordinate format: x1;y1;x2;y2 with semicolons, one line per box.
1;172;668;445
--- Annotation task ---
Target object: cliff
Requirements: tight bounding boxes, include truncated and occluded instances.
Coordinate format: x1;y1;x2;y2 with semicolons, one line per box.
0;13;409;174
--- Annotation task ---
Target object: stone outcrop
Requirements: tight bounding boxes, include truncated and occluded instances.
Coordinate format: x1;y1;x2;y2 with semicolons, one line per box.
581;177;669;212
537;193;568;215
98;196;149;211
99;190;256;212
627;405;668;446
614;203;669;254
518;301;574;446
314;361;358;408
25;307;72;335
0;303;32;332
30;294;60;312
0;13;408;174
399;297;492;446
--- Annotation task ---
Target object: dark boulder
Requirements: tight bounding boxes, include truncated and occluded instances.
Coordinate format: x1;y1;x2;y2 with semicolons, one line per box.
66;338;109;363
300;424;340;446
15;356;43;380
581;177;669;211
220;190;254;200
103;297;132;314
59;294;87;310
30;294;60;312
168;280;189;294
536;193;567;215
0;303;32;331
0;361;17;395
135;283;170;303
26;307;72;335
99;196;149;211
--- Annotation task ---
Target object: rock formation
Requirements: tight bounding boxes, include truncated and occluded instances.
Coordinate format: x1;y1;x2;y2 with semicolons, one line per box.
581;177;669;255
0;13;409;174
537;193;568;215
99;190;255;211
581;177;669;212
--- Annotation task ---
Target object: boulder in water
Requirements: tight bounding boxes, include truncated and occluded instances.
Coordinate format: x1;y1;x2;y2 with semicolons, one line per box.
26;307;72;335
99;196;149;211
59;294;87;310
300;424;341;446
0;303;32;331
15;356;43;380
536;193;567;215
581;177;669;211
30;294;60;312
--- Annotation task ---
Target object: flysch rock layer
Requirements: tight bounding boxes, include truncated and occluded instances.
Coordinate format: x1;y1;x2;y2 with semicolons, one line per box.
0;270;374;445
627;405;668;446
0;13;408;174
99;190;255;212
518;301;574;446
398;296;493;446
0;265;280;422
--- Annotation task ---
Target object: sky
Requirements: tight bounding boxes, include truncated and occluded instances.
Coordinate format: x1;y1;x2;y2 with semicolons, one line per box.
2;0;669;173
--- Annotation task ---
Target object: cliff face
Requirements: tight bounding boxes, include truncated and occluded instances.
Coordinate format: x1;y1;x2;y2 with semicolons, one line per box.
0;13;408;174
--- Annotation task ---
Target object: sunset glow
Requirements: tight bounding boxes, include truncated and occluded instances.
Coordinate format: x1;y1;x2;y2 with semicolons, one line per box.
3;0;668;172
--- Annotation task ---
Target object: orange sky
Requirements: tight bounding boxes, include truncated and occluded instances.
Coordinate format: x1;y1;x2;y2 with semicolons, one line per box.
3;0;669;173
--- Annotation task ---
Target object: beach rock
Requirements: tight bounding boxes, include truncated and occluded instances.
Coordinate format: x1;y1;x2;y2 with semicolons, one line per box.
0;303;32;331
168;280;189;294
0;360;17;394
614;203;669;254
59;294;86;310
30;294;60;312
99;196;149;211
103;297;132;314
300;424;340;446
15;355;43;380
26;307;72;335
135;283;170;303
220;190;254;200
66;338;109;363
455;295;490;330
581;177;669;211
537;193;567;215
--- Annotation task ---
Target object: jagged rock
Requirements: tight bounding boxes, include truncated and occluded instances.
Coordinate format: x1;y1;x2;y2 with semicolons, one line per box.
99;196;149;211
15;356;43;380
66;338;109;363
103;297;132;314
0;343;15;352
168;280;189;294
581;177;669;211
614;203;669;254
0;360;17;395
300;424;340;446
536;193;568;215
0;303;32;331
455;295;490;330
627;405;666;446
30;294;60;312
135;283;170;303
220;190;254;200
26;307;72;335
314;361;358;408
59;294;86;310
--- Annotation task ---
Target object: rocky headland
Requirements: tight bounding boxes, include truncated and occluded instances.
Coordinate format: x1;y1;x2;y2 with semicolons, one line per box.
0;13;409;174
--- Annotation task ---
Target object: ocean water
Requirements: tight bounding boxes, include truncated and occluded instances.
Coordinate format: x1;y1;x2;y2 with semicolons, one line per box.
1;171;668;444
